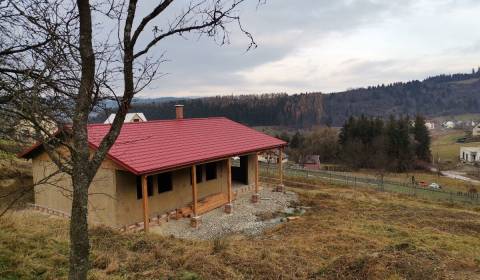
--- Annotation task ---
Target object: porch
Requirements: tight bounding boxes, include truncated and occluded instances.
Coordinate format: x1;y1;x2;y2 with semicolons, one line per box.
134;148;285;232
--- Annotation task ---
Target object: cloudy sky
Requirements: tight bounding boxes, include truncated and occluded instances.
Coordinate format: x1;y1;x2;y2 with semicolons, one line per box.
131;0;480;97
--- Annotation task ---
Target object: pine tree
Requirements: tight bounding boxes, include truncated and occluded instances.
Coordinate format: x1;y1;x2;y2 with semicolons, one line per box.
290;132;304;149
413;115;432;162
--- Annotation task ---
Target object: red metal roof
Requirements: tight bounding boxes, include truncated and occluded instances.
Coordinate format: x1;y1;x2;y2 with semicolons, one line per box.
21;117;286;175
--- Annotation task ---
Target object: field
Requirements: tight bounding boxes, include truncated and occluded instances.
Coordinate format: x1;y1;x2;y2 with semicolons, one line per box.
345;169;477;193
1;181;480;279
431;130;480;166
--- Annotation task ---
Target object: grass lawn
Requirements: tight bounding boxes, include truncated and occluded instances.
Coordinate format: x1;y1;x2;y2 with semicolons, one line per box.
1;183;479;279
431;130;480;165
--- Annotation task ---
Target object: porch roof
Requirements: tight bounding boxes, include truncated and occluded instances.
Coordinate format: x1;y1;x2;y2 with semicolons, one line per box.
20;117;286;175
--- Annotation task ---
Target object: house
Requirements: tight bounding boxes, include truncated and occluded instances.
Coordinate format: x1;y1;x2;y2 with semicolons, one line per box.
473;123;480;137
303;155;321;170
425;121;435;130
19;105;286;231
460;147;480;163
258;150;288;164
13;117;57;142
104;112;147;124
443;121;455;129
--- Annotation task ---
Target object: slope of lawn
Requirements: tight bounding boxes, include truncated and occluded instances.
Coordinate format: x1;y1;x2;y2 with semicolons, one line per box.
1;182;480;280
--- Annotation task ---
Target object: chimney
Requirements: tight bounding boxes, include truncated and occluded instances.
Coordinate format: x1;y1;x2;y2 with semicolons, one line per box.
175;104;184;119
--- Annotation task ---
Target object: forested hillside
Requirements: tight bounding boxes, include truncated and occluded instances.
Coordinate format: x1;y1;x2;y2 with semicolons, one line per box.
94;71;480;127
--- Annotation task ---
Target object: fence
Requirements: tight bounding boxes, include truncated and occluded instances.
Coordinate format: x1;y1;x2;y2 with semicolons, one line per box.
259;163;480;205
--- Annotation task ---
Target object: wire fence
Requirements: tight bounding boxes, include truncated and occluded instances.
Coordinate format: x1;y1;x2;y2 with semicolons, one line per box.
259;163;480;205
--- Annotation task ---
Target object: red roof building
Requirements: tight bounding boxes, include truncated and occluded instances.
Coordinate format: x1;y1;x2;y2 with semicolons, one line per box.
20;106;287;231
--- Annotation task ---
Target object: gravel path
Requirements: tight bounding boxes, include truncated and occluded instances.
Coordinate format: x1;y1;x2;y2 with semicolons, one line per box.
151;187;298;240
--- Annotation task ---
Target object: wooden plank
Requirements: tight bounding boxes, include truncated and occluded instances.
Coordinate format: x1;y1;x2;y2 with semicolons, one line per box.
196;193;228;214
141;175;149;233
191;165;198;216
227;158;232;203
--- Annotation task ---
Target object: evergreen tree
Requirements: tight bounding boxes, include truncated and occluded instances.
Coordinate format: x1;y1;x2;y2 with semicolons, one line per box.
413;115;432;162
289;132;304;149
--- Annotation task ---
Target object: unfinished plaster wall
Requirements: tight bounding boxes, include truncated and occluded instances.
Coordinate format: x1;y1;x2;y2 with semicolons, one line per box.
115;159;229;227
32;152;118;226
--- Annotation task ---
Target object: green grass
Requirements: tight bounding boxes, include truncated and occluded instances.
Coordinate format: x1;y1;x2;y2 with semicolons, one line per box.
431;113;480;122
431;131;480;164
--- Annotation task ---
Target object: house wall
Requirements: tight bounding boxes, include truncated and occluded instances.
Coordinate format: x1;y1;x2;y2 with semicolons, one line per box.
32;151;118;226
31;152;259;228
473;126;480;137
460;147;480;163
114;159;229;227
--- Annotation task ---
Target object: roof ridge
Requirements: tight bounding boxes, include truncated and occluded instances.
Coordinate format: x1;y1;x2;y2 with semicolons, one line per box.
88;116;228;127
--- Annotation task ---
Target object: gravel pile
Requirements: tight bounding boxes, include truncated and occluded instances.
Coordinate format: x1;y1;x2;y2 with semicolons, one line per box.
151;187;298;240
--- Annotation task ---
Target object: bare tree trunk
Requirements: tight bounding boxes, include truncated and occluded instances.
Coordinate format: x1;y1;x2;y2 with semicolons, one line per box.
69;174;91;279
69;0;95;279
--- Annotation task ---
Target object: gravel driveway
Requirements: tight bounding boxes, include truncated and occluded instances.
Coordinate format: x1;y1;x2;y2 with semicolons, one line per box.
151;187;298;240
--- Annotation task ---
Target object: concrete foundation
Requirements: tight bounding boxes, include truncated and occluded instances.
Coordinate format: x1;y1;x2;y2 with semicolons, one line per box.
251;193;259;203
224;203;233;214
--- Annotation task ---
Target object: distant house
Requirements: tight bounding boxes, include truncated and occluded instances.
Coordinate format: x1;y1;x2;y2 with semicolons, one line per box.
19;105;286;231
473;123;480;137
425;121;435;130
303;155;321;170
460;147;480;163
443;121;455;129
104;112;147;124
258;150;288;164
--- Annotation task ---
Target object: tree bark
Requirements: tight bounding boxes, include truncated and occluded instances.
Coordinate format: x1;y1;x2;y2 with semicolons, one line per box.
69;174;91;280
69;0;95;279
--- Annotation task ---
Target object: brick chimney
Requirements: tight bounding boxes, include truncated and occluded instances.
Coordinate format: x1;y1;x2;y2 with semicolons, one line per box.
175;104;184;119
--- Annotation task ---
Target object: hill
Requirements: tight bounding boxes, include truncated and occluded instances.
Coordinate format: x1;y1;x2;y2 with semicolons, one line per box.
93;70;480;127
1;182;479;279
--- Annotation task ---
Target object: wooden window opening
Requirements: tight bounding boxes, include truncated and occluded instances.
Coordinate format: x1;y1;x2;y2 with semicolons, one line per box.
196;165;203;184
158;172;173;193
206;162;217;181
137;175;154;199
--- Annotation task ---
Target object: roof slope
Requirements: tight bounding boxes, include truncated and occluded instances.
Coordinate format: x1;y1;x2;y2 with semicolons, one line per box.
20;117;284;175
104;112;147;124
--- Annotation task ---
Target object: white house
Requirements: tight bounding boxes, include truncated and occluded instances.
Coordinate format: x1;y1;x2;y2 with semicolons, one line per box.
473;124;480;137
460;147;480;163
425;121;435;130
443;121;455;129
104;112;147;124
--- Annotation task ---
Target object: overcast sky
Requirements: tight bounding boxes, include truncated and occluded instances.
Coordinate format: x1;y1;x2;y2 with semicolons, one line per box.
131;0;480;97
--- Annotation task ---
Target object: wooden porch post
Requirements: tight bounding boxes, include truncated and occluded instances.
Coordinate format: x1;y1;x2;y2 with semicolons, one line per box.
141;175;149;233
225;158;233;213
277;147;285;192
190;165;201;227
252;153;260;203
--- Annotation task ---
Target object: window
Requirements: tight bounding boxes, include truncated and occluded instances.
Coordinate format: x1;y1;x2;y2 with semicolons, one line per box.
136;176;142;199
206;162;217;181
157;172;173;193
136;176;154;199
191;165;203;184
196;165;203;183
147;176;154;196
